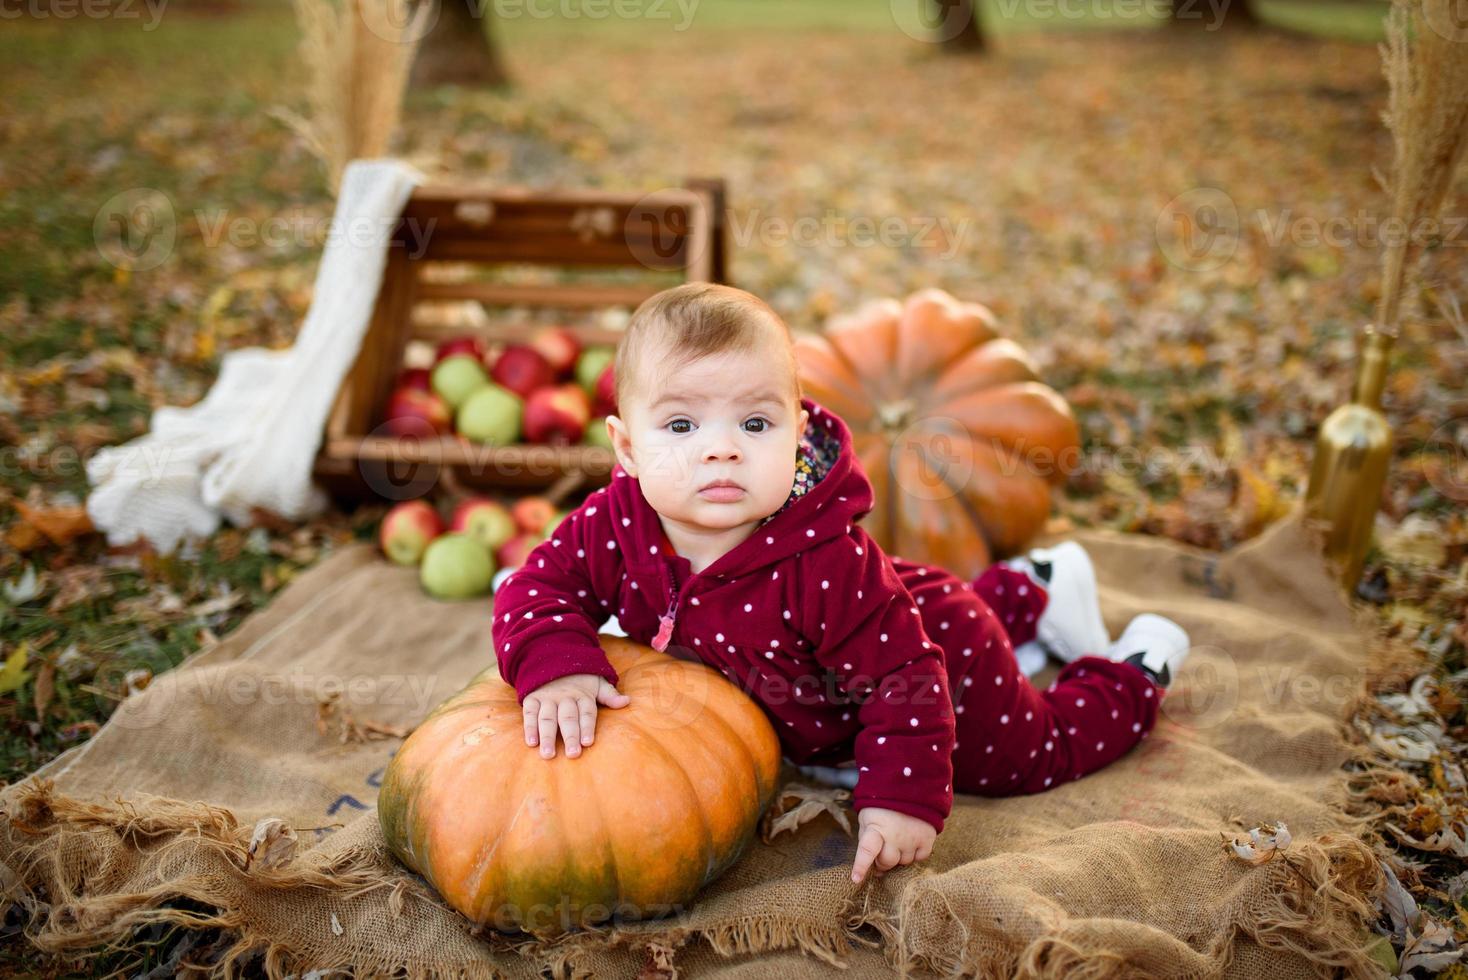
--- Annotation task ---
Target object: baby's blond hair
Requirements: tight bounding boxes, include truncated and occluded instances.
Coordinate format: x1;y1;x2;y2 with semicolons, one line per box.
614;283;803;416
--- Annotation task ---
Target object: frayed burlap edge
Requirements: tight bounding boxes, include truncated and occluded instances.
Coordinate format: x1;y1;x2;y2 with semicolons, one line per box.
847;824;1387;980
483;902;883;980
0;777;508;980
0;776;887;980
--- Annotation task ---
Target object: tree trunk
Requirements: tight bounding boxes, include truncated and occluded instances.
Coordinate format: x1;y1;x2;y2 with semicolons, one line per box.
934;0;986;52
411;0;509;89
1168;0;1258;31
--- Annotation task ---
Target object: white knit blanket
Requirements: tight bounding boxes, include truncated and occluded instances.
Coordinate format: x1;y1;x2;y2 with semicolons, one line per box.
85;159;425;555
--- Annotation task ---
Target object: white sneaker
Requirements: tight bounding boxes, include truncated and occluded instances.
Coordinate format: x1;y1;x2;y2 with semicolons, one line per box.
1014;640;1048;678
1106;613;1190;688
794;763;860;790
1003;542;1110;664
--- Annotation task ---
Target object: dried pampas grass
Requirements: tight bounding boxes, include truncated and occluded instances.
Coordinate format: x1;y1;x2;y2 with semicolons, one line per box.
1375;0;1468;333
274;0;430;195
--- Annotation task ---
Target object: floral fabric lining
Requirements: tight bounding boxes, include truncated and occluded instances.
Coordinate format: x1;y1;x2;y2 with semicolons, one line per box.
760;415;840;525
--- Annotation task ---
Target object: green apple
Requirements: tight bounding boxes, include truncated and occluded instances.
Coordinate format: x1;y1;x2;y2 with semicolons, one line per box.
584;417;614;450
419;533;495;600
575;346;615;393
456;384;524;445
450;497;518;552
431;354;490;409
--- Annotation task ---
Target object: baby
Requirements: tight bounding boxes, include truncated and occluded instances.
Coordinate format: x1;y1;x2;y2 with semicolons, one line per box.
490;283;1191;886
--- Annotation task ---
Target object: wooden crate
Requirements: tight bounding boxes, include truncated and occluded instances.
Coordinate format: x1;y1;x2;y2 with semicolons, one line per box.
313;178;729;507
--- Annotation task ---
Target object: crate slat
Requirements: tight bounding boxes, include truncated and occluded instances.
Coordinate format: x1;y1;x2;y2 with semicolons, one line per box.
314;178;727;504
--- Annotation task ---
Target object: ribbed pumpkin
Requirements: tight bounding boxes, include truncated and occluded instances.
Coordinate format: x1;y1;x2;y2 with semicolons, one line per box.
378;636;781;934
795;288;1079;582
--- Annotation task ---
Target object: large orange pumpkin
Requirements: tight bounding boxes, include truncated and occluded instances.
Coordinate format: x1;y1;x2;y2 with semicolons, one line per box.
378;636;781;935
795;288;1079;581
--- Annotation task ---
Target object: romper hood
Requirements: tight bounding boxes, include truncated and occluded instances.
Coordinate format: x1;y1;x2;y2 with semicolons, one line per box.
605;397;875;581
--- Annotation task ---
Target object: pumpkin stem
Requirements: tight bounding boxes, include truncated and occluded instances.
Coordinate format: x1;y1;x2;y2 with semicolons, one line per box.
875;399;915;432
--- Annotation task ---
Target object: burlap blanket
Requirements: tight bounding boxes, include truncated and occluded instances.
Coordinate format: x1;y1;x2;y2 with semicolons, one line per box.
0;510;1391;978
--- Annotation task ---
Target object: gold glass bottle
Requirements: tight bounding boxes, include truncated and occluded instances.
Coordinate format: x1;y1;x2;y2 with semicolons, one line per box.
1304;324;1395;590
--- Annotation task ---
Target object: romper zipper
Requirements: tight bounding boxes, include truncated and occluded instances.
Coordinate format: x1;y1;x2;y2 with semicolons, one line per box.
651;580;681;652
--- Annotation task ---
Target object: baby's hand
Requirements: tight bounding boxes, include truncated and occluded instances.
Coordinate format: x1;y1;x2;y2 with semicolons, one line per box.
523;673;631;760
850;807;936;884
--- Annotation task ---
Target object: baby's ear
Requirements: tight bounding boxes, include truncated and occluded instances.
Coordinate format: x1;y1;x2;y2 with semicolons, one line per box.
605;415;637;477
797;407;810;433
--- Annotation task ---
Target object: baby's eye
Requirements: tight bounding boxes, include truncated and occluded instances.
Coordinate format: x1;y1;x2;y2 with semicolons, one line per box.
665;417;770;434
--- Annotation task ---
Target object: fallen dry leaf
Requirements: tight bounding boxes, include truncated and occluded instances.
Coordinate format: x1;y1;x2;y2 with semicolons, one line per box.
1398;917;1464;975
636;941;678;980
12;499;94;548
245;816;299;872
47;565;112;614
760;782;854;843
1225;821;1292;865
33;660;55;722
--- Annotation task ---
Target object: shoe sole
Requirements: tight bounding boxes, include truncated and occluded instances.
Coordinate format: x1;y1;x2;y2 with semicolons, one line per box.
1035;542;1110;663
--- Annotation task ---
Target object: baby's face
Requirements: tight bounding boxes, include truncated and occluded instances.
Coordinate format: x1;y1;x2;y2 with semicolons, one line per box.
606;347;809;537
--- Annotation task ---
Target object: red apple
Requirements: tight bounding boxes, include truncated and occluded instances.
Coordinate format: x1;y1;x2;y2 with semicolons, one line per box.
434;335;487;366
490;344;556;400
529;326;582;377
524;383;592;445
511;496;557;535
383;386;452;438
496;532;541;570
397;367;432;391
591;362;616;417
449;496;517;552
379;500;444;566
